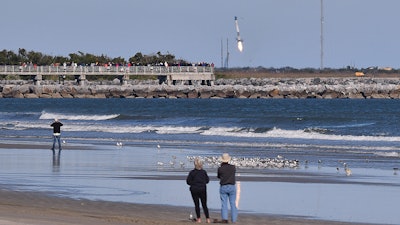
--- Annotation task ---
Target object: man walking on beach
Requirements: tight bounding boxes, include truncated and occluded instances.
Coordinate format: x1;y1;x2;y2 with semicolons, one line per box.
51;118;63;153
217;153;237;223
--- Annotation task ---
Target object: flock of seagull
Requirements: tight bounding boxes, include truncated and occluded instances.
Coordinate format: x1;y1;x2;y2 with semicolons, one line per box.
118;142;400;177
114;142;359;176
186;155;301;169
161;153;358;176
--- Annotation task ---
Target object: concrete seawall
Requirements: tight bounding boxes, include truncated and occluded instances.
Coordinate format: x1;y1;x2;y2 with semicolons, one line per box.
1;77;400;99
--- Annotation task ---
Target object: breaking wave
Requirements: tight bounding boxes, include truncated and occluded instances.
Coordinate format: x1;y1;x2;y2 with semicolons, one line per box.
7;121;400;143
39;111;119;121
200;126;400;142
373;152;400;157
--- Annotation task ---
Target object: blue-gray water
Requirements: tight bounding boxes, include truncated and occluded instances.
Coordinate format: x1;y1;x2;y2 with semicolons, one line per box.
0;98;399;224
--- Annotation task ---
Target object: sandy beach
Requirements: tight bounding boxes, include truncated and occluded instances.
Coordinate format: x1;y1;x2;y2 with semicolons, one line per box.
0;141;376;225
0;188;371;225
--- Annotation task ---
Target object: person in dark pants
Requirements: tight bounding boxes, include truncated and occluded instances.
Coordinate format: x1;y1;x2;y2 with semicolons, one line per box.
186;157;211;223
218;153;237;223
50;118;63;154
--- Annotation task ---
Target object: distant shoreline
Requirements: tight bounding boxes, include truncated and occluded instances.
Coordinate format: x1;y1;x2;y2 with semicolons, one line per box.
1;76;400;99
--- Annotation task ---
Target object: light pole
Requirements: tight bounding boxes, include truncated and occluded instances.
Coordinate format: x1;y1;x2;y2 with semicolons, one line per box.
320;0;324;70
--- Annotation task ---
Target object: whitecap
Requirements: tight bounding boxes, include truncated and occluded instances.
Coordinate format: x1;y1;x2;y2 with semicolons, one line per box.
374;152;400;157
39;111;119;121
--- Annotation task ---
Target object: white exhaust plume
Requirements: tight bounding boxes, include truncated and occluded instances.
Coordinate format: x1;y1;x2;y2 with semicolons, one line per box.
237;40;243;52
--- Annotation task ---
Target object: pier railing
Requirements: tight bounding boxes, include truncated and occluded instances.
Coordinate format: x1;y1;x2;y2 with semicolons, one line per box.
0;65;213;75
0;65;215;85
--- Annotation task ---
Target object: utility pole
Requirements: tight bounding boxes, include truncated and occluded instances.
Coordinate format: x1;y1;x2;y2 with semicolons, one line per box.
320;0;324;70
221;38;224;68
225;38;229;68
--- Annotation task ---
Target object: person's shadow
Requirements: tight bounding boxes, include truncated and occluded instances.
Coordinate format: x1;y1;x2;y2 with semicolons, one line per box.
52;151;61;173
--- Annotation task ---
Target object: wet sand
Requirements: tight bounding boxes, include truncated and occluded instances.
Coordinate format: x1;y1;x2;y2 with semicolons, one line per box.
0;188;370;225
0;142;381;225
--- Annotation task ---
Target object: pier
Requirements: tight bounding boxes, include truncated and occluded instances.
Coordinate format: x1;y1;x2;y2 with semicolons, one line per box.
0;65;215;86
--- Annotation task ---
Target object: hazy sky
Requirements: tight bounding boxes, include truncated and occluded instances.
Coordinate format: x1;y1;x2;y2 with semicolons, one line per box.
2;0;400;69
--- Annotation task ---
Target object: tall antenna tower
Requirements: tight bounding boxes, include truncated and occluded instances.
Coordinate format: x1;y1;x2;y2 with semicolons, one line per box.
221;38;224;68
320;0;324;70
225;38;229;68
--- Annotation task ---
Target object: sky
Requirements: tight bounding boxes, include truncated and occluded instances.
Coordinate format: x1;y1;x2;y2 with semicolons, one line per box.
2;0;400;69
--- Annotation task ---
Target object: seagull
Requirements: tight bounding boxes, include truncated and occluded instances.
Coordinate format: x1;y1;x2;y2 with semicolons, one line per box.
116;142;123;147
345;167;352;176
157;144;161;149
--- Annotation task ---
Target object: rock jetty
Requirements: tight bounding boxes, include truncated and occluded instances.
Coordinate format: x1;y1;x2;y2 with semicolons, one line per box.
1;77;400;99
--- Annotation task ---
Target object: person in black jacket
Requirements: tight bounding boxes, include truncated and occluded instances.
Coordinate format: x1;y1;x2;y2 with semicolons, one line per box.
217;153;237;223
186;157;210;223
50;118;63;153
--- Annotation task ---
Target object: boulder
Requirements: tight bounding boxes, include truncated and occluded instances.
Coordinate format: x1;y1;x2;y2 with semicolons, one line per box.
347;92;365;99
370;93;390;99
214;89;228;98
30;85;42;95
51;92;63;98
39;93;53;98
24;93;39;98
1;85;14;98
389;89;400;99
133;89;149;98
2;77;400;99
13;92;24;98
73;94;87;98
199;89;213;98
93;93;107;98
18;84;31;94
41;85;55;95
60;93;74;98
112;78;121;85
187;89;198;98
269;89;280;98
237;89;252;98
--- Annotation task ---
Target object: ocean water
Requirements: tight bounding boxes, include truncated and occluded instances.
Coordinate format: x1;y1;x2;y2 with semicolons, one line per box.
1;98;400;169
0;98;400;224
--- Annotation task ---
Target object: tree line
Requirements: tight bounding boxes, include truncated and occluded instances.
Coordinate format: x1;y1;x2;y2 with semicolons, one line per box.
0;48;191;66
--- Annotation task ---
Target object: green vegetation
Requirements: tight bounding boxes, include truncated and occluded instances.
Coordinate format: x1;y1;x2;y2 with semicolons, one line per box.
0;48;189;66
2;48;400;80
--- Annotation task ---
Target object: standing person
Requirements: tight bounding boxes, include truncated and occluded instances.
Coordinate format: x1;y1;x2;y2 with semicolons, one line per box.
217;153;237;223
186;157;211;223
50;118;63;153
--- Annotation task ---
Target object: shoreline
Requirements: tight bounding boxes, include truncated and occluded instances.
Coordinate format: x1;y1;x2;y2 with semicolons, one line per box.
1;77;400;99
0;188;370;225
0;141;394;225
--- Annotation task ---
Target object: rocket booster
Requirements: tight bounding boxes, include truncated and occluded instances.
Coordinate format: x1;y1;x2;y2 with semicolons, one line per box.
234;16;242;42
234;16;243;52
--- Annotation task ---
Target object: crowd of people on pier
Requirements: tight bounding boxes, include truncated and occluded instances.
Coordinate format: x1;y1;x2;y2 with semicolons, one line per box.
12;61;214;73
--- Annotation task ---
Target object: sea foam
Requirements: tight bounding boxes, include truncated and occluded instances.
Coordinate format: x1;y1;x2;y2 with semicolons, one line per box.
39;111;119;121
